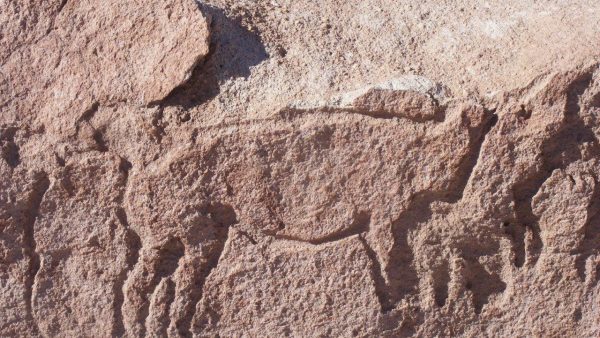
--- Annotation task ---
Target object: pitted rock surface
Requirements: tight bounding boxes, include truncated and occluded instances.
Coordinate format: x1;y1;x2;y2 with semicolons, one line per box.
2;0;600;337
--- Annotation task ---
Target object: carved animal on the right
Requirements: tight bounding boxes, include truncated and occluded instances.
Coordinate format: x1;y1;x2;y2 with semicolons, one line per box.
393;65;600;337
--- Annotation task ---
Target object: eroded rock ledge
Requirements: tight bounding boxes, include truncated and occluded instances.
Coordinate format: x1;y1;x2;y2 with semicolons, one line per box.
2;0;600;337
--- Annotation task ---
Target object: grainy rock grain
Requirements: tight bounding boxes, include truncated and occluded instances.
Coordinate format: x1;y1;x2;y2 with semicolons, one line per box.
1;0;600;337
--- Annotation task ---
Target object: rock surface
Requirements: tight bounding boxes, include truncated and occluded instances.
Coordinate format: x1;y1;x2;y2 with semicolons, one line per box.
1;0;600;337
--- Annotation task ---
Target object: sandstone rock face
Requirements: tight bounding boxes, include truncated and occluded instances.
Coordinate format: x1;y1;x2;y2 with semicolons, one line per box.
1;0;600;337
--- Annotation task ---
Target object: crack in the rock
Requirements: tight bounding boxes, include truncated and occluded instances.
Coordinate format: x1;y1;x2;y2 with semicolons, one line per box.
22;172;50;335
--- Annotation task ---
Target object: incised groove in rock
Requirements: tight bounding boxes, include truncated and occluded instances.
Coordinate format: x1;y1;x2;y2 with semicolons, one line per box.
3;1;600;336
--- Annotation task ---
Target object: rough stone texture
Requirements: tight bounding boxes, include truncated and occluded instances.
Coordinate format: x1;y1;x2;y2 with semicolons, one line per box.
1;0;600;337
